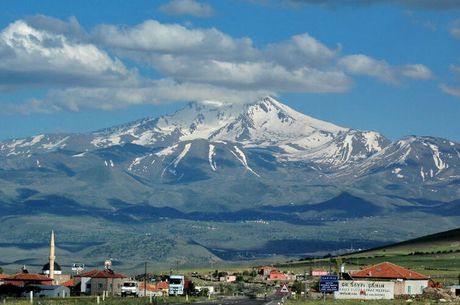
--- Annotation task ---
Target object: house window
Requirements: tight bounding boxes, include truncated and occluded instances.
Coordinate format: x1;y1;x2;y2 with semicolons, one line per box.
118;284;121;288
420;286;424;293
407;286;411;294
98;283;103;288
110;284;113;288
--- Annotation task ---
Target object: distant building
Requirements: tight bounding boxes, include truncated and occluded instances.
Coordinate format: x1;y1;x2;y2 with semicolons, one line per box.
74;269;127;296
350;262;430;296
258;267;277;276
268;271;287;281
22;284;70;297
3;273;53;286
138;282;169;297
220;275;236;283
311;269;328;276
0;274;8;285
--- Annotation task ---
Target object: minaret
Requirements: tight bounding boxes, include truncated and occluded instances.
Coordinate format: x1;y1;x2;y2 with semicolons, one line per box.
49;230;55;280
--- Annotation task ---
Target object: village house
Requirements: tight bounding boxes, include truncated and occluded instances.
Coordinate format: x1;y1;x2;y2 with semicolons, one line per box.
74;269;127;296
258;266;277;276
138;281;169;297
268;271;289;281
22;284;70;298
311;269;328;276
350;262;430;296
220;275;236;283
0;274;7;285
3;273;53;286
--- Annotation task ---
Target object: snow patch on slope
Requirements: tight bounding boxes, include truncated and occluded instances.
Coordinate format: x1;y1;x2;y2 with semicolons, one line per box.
427;143;447;174
231;146;260;177
209;144;217;171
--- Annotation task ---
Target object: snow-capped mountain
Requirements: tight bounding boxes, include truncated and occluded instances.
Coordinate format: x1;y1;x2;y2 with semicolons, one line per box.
0;96;459;203
1;96;460;273
0;96;389;170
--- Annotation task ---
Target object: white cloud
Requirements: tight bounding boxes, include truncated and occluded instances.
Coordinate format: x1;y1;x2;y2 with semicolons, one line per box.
93;20;352;93
24;15;88;40
0;20;136;93
339;54;434;83
0;16;435;115
399;64;435;80
0;79;273;115
158;0;214;17
338;55;399;83
439;61;460;99
439;84;460;98
448;19;460;39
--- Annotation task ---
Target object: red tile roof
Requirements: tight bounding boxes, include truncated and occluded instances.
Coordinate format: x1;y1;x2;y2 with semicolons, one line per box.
259;267;277;271
157;282;169;289
351;262;429;280
138;282;169;291
74;270;126;279
0;274;9;280
4;273;51;281
61;278;75;287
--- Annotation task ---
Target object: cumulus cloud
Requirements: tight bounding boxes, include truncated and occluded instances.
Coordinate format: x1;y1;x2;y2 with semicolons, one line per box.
24;15;88;40
0;79;273;115
0;20;136;93
158;0;214;17
92;20;351;93
0;16;435;115
339;55;434;84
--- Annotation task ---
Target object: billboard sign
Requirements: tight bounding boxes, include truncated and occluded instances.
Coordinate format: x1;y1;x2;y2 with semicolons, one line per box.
334;281;394;300
105;260;112;269
72;263;84;273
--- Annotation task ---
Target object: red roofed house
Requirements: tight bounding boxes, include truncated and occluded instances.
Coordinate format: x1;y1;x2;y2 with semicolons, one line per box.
258;267;277;276
269;271;288;281
138;282;169;297
3;273;53;286
74;270;127;296
0;274;8;285
350;262;430;296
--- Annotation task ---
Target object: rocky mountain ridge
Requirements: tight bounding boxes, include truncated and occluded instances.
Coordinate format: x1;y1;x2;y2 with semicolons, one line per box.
1;96;460;272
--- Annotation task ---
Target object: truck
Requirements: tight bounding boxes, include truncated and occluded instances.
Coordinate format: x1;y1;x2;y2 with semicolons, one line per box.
121;280;139;297
168;275;190;296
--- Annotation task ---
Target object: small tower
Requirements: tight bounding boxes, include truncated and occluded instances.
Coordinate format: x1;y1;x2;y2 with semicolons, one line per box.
49;230;55;280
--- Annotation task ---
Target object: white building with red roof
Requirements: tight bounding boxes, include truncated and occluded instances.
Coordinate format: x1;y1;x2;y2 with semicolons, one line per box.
350;262;430;296
74;269;127;296
3;273;53;286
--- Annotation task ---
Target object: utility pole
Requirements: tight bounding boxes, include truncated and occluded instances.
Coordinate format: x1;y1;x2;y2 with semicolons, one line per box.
144;262;147;297
304;271;307;299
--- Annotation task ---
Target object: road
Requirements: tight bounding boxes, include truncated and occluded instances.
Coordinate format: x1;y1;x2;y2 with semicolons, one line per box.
183;292;288;305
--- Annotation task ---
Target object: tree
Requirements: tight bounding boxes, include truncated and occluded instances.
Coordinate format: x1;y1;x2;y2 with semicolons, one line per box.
334;256;343;277
292;280;304;293
0;266;3;274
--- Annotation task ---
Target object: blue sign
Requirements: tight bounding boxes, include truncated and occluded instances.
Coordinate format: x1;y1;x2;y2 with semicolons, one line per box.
320;275;338;281
320;275;339;292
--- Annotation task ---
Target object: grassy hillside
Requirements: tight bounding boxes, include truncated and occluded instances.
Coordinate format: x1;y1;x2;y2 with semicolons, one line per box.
273;228;460;286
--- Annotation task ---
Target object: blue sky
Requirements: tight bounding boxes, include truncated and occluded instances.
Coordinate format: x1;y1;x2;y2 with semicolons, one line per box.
1;0;460;142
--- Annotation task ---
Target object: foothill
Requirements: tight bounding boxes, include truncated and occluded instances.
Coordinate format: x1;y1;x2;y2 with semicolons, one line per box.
1;231;459;304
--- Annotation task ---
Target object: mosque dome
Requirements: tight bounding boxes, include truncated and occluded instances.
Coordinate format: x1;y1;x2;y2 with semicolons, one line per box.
42;262;62;275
